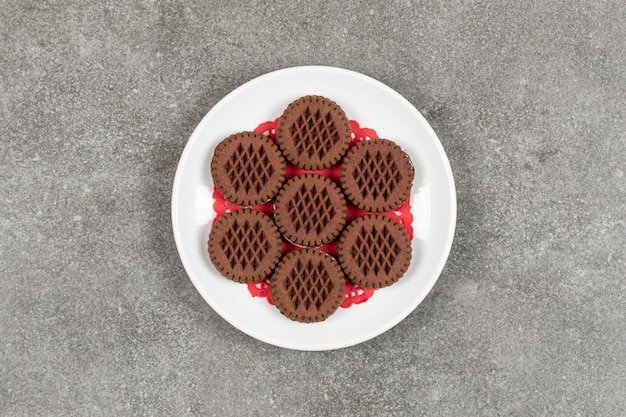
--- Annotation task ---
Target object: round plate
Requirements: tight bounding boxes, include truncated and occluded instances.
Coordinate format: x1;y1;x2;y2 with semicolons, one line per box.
172;66;456;351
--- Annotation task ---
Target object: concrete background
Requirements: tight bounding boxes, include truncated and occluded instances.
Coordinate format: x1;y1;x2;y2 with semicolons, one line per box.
1;1;624;416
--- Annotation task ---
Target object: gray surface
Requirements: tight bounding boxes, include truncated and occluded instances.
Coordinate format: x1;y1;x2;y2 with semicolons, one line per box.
1;0;625;415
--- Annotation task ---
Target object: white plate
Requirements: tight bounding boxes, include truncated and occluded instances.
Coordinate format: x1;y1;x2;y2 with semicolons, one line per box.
172;66;456;351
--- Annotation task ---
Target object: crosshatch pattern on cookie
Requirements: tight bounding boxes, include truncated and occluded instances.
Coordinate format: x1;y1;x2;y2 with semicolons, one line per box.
276;96;351;170
341;139;414;212
211;132;286;206
208;209;282;283
274;174;347;247
270;249;346;323
337;215;412;289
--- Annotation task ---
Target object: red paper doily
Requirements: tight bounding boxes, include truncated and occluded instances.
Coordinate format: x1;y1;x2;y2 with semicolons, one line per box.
212;118;414;308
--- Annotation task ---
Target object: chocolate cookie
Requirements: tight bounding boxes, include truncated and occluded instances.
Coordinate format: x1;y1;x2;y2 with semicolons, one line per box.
274;174;347;247
208;209;282;283
340;139;414;212
276;96;351;170
271;249;346;323
211;131;286;206
337;215;412;289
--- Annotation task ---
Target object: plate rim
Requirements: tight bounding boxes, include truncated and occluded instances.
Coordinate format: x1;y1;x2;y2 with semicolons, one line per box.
171;65;457;350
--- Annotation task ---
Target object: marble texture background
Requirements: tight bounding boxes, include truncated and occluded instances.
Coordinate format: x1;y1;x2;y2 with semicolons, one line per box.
1;1;624;416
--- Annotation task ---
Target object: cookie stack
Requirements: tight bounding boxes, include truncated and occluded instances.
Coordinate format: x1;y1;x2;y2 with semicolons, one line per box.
208;96;414;323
